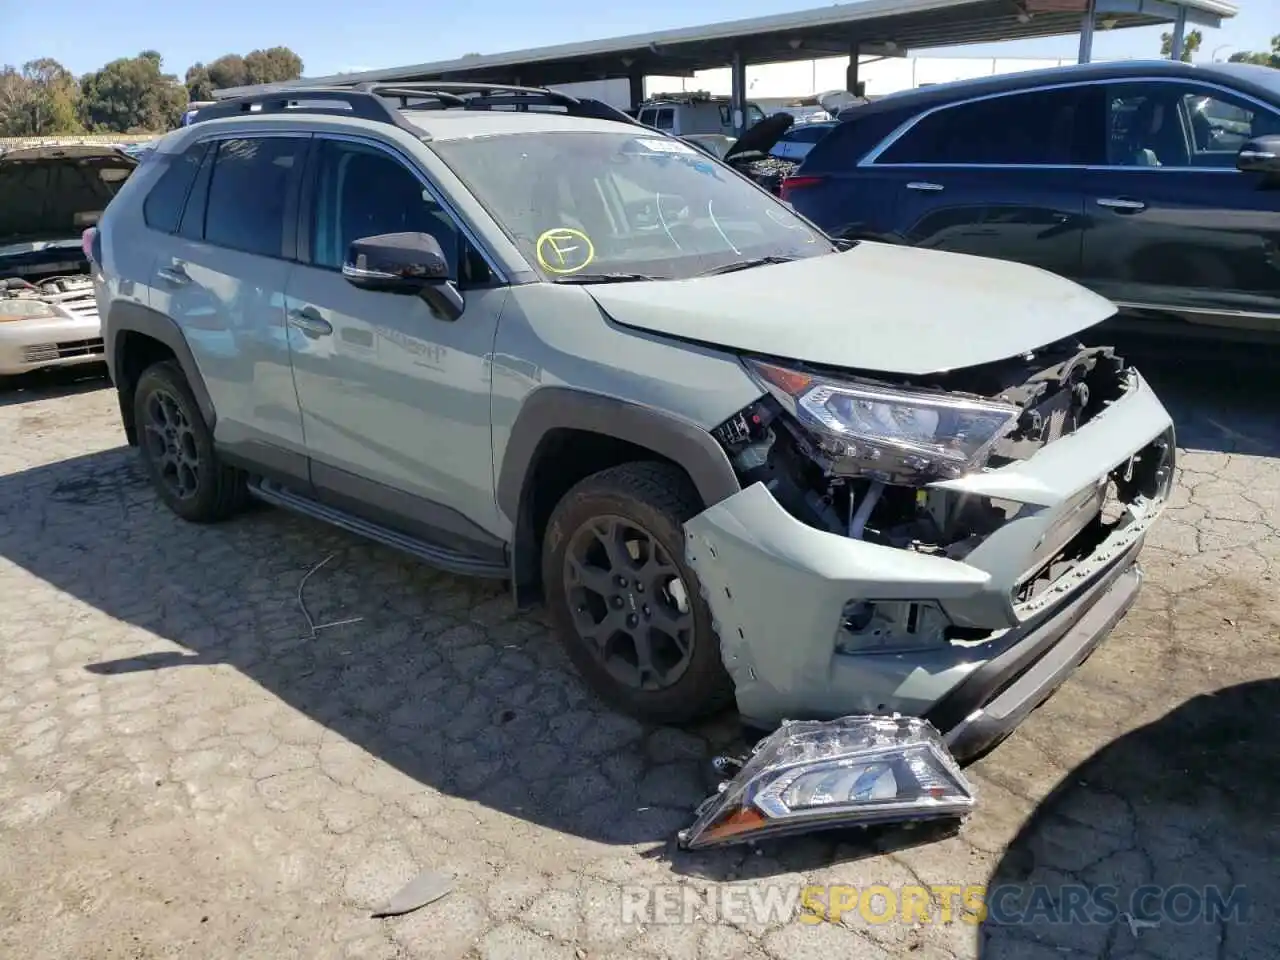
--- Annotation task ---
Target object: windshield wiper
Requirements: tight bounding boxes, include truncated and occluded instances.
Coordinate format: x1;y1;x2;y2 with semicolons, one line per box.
551;272;662;284
695;255;796;277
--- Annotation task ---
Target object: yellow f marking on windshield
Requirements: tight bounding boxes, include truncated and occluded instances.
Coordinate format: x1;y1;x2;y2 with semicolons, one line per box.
536;227;595;274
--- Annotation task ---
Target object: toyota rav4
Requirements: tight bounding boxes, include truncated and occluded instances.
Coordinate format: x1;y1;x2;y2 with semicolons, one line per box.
91;83;1174;761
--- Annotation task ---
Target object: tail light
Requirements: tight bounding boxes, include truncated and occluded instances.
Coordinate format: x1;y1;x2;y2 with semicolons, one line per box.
780;175;825;202
82;226;100;264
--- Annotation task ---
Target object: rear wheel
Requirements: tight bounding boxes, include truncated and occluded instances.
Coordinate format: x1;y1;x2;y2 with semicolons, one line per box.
133;360;245;522
542;461;733;724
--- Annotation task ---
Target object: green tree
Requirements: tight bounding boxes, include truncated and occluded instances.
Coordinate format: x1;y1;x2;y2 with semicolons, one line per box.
185;48;303;99
1228;35;1280;68
243;47;304;85
1160;28;1202;62
0;58;83;135
184;63;215;101
79;51;188;133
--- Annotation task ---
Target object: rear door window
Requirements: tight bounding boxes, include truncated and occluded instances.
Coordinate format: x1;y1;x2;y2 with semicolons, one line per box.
203;136;306;258
877;87;1096;165
142;142;208;234
654;108;674;130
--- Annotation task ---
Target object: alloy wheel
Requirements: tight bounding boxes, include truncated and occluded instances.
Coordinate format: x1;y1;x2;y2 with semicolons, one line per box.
563;515;696;691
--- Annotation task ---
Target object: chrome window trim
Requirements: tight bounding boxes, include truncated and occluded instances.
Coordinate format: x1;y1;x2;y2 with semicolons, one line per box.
312;132;509;285
858;75;1280;170
1112;300;1280;321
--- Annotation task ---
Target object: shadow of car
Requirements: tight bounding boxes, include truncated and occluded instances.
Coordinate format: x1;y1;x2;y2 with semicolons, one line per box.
982;678;1279;958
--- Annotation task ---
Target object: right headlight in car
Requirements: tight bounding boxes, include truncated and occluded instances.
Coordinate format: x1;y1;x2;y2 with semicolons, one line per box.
746;358;1020;483
0;299;58;324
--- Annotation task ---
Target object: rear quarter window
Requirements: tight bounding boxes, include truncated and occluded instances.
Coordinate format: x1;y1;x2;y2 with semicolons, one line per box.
798;109;913;171
142;142;208;233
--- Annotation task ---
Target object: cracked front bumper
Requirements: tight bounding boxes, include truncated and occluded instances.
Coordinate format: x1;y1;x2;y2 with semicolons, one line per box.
684;371;1174;761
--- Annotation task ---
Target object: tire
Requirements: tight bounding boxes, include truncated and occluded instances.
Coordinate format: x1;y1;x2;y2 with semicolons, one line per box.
542;461;734;725
133;360;245;523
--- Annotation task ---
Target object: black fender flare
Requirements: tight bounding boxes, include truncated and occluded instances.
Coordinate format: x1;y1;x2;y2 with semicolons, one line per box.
497;387;741;524
497;388;742;605
107;301;217;430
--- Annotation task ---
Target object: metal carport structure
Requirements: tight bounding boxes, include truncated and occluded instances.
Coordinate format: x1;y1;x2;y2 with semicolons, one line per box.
214;0;1236;133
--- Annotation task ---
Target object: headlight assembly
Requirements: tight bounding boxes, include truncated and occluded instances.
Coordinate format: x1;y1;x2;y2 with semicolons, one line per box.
746;358;1020;483
0;299;59;324
678;715;975;849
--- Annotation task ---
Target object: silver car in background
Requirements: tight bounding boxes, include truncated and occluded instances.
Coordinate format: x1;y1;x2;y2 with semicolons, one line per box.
0;144;136;377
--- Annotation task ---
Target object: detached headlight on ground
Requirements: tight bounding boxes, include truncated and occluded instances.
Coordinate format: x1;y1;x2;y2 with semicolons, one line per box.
679;716;975;850
747;359;1020;483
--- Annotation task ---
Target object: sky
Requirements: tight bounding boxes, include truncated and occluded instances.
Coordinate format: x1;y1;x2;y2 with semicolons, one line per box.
1;0;1274;81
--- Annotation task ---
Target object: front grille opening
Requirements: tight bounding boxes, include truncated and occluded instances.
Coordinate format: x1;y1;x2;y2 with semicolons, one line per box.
21;337;104;364
1015;429;1173;606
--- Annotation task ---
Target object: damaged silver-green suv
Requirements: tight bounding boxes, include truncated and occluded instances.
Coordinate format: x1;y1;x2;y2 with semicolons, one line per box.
92;83;1174;762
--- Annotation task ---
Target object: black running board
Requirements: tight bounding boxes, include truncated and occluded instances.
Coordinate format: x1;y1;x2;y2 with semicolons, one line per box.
248;477;509;579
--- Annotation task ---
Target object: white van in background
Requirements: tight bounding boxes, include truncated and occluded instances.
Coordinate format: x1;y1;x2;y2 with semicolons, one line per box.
635;91;766;136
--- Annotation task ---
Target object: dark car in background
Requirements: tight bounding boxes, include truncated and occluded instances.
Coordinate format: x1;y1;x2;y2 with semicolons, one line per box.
784;60;1280;339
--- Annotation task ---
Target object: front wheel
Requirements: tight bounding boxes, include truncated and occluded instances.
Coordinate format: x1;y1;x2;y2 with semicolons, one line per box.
133;360;245;523
541;461;733;725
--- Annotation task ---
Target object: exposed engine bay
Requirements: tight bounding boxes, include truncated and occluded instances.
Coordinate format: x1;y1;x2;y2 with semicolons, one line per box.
0;273;97;317
712;339;1168;608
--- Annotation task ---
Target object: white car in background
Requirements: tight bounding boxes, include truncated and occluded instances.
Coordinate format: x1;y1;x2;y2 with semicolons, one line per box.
768;120;838;160
0;144;137;377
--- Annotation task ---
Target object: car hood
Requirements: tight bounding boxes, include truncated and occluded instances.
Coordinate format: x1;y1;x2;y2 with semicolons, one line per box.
583;241;1118;376
723;112;794;162
0;144;137;248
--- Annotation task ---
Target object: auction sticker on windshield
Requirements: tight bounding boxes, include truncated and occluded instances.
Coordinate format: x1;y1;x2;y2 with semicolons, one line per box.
635;138;698;155
536;227;595;275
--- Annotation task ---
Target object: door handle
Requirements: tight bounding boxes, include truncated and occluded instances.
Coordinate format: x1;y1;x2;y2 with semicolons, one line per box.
156;263;190;286
1096;197;1146;212
906;181;945;192
287;307;333;338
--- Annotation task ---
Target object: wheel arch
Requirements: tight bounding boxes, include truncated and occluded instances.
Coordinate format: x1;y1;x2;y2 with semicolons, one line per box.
108;302;215;445
498;387;741;607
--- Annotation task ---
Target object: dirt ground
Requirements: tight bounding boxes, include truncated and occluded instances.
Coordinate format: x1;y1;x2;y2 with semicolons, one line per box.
1;345;1277;960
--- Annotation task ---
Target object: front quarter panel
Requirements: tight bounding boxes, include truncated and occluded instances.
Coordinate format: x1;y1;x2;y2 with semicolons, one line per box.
490;283;765;527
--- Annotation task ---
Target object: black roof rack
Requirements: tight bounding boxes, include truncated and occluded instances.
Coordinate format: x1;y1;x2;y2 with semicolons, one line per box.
194;81;641;133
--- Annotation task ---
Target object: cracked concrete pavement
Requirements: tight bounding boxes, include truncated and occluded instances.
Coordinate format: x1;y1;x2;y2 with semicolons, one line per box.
0;349;1277;960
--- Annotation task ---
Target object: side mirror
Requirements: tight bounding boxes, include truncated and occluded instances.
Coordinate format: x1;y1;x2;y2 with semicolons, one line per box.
342;231;464;321
1237;135;1280;175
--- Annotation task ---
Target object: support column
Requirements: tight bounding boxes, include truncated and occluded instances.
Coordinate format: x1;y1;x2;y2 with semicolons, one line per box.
1169;5;1188;60
628;71;644;111
730;49;747;136
845;40;863;97
1077;0;1096;64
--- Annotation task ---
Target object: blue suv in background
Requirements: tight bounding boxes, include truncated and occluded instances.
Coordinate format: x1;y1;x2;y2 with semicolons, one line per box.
783;60;1280;340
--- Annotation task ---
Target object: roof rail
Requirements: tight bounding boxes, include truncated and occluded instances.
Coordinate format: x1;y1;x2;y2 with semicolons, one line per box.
354;81;641;125
193;81;642;132
190;88;428;134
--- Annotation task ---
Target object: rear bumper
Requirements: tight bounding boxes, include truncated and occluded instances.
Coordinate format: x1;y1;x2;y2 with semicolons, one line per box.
683;370;1172;755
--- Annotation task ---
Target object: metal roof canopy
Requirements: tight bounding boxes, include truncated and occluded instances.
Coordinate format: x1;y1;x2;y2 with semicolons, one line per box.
215;0;1235;98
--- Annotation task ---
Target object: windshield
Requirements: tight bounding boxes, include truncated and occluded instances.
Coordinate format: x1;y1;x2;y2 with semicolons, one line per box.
430;130;833;281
